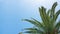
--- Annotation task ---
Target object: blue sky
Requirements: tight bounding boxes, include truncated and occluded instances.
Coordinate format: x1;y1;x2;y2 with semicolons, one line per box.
0;0;60;34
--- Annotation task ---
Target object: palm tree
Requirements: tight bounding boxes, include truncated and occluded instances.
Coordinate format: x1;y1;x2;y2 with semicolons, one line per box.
19;2;60;34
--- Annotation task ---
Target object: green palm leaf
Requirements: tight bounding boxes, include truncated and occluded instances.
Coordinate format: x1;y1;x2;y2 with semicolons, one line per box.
24;28;45;34
54;10;60;21
31;18;45;28
51;2;57;17
39;7;50;27
22;19;42;28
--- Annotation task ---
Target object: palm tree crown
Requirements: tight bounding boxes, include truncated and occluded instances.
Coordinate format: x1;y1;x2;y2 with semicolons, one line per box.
19;2;60;34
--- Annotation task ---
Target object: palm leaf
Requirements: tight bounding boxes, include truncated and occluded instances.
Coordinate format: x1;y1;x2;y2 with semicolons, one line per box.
49;2;58;30
51;2;57;17
31;18;45;28
54;10;60;22
31;18;47;32
39;6;49;27
51;10;60;25
24;28;44;34
22;19;43;28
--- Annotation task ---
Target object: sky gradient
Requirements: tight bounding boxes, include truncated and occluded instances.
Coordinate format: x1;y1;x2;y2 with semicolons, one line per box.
0;0;60;34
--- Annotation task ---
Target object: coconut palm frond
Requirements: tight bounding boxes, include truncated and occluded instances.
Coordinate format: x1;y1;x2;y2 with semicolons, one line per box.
54;10;60;21
31;18;45;28
51;2;57;15
22;19;44;28
39;6;50;27
49;2;58;28
24;28;44;34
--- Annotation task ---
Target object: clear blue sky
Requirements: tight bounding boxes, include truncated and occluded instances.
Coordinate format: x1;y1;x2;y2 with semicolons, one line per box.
0;0;60;34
